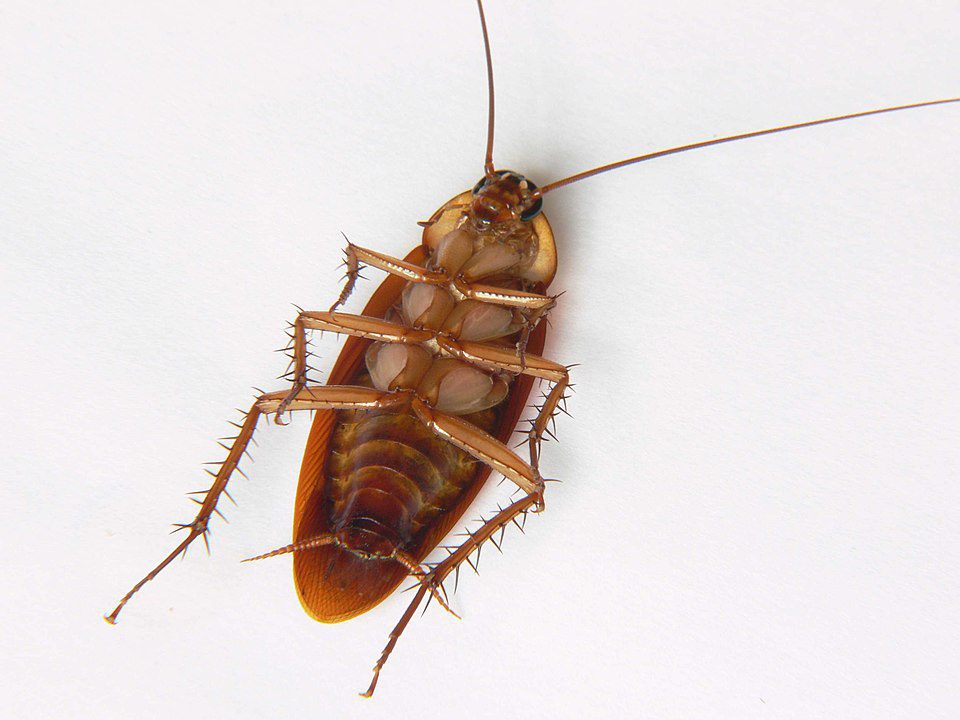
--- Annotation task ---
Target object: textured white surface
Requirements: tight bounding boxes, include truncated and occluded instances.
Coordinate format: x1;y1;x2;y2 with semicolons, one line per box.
2;1;958;718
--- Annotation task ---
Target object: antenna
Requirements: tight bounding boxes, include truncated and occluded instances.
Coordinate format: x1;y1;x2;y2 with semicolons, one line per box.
476;0;496;176
536;98;960;196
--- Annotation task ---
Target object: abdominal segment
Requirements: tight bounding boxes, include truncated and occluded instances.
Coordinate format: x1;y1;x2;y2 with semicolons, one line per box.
326;404;498;555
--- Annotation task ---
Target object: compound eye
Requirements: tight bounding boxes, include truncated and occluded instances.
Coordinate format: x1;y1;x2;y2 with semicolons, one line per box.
519;193;543;221
518;176;543;221
472;176;490;195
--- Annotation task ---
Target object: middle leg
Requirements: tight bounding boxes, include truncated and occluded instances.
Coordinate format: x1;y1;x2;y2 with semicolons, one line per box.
276;310;432;421
437;337;571;479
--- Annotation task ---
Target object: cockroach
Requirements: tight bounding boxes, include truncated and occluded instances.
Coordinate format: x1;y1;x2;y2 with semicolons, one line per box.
105;0;958;697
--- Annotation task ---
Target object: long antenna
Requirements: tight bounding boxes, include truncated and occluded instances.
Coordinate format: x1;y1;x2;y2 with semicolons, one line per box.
537;97;960;195
477;0;496;176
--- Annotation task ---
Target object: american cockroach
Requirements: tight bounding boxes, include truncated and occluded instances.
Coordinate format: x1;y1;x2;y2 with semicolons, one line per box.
105;0;959;697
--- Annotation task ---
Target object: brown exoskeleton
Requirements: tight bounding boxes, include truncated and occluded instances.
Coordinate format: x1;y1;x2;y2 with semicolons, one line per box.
105;0;958;697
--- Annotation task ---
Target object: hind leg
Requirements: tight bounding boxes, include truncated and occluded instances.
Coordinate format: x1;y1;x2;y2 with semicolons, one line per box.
105;386;393;624
361;492;540;697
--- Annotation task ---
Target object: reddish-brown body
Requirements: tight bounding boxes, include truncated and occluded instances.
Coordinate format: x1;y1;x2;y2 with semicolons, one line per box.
293;236;548;622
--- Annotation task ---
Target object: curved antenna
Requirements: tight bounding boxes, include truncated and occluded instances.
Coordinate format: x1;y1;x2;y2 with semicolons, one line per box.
537;97;960;196
476;0;496;176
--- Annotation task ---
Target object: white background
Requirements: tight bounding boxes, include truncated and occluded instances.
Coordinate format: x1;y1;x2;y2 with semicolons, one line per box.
2;1;958;718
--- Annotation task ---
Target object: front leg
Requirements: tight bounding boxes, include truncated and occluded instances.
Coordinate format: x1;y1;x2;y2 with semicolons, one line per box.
331;240;447;312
